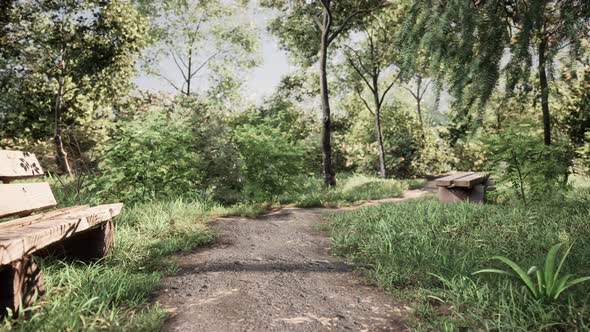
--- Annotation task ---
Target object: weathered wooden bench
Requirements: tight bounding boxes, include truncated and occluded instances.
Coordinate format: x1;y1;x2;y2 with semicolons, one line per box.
0;150;122;316
435;172;495;203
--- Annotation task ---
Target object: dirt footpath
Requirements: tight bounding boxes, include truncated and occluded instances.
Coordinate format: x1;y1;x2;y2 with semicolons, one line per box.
154;188;433;332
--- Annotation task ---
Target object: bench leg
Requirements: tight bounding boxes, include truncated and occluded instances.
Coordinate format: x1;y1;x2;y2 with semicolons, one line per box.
438;186;471;203
469;184;487;204
40;219;114;261
0;256;45;317
61;219;114;261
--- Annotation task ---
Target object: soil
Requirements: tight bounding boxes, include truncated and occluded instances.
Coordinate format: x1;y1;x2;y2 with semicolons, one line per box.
153;186;435;332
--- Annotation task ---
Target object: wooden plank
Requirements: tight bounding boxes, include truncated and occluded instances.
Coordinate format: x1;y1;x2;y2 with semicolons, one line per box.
0;256;45;317
0;151;43;183
452;173;488;188
0;203;123;265
435;172;474;187
0;206;90;231
0;183;57;219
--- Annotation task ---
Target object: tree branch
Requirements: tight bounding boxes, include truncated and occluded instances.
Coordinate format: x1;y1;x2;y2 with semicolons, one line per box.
189;52;219;79
356;90;375;115
347;56;376;94
379;71;403;106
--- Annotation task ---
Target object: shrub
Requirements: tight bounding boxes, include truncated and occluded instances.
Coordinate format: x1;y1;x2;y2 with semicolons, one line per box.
483;123;571;204
233;119;306;201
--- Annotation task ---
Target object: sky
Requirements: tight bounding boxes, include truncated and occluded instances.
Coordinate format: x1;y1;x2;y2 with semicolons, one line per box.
133;5;294;104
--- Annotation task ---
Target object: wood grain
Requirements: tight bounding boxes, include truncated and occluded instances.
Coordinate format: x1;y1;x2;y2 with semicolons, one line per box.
0;151;43;183
0;204;123;265
435;172;474;187
0;206;90;231
452;173;488;188
0;183;57;218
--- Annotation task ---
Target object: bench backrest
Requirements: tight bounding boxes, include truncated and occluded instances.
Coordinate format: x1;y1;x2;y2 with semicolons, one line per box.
0;150;57;219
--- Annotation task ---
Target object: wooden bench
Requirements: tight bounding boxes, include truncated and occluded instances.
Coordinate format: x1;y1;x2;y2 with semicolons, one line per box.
435;172;495;203
0;150;123;316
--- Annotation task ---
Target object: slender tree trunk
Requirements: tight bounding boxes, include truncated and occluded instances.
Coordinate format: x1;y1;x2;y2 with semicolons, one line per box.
538;38;551;146
372;77;386;178
319;18;336;187
186;47;192;96
415;76;424;129
54;75;72;176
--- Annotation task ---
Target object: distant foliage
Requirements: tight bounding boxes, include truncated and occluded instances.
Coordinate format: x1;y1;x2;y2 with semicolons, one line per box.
342;103;453;177
578;132;590;175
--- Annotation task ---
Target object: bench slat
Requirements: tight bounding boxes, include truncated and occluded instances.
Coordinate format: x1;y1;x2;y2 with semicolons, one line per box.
452;173;488;188
435;172;474;187
0;151;44;182
0;183;57;218
0;203;123;265
0;206;90;231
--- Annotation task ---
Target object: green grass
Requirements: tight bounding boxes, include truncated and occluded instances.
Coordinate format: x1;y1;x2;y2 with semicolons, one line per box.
278;174;425;208
328;186;590;330
0;174;425;330
2;198;217;331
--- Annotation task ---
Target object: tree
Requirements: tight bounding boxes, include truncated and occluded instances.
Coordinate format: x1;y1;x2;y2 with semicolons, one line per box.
1;0;147;175
403;73;431;130
149;0;258;96
400;0;590;145
343;7;404;178
262;0;388;187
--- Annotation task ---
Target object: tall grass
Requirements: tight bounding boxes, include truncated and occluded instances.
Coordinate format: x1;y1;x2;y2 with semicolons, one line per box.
2;198;216;331
328;188;590;330
278;174;425;208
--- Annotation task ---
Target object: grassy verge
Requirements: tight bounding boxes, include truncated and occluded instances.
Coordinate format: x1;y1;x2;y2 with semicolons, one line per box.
328;187;590;330
2;199;218;331
278;174;426;208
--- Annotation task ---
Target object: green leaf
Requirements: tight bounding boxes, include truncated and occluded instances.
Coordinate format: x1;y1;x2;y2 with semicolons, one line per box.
554;276;590;300
492;256;538;298
472;268;513;277
544;243;562;296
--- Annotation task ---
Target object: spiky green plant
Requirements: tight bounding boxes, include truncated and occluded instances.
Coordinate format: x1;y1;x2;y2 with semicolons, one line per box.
474;243;590;302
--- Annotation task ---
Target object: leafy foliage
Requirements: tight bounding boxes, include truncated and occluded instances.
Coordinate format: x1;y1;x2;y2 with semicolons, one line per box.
233;113;307;201
474;243;590;302
483;123;571;204
96;98;240;204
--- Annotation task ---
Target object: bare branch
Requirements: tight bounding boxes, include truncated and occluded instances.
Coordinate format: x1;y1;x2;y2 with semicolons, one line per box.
162;76;182;93
347;56;376;94
379;71;403;106
170;51;189;82
189;52;219;79
356;90;375;115
420;79;432;97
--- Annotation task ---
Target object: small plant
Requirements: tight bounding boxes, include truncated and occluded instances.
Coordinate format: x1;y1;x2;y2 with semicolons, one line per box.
474;243;590;302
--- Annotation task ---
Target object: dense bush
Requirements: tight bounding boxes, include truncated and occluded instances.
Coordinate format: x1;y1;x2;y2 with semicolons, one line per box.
483;123;571;204
233;114;307;201
95;99;240;204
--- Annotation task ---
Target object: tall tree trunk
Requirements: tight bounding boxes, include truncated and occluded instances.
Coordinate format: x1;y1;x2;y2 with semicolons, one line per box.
415;76;424;130
320;18;336;187
186;47;192;96
372;77;386;178
54;75;72;176
538;38;551;146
